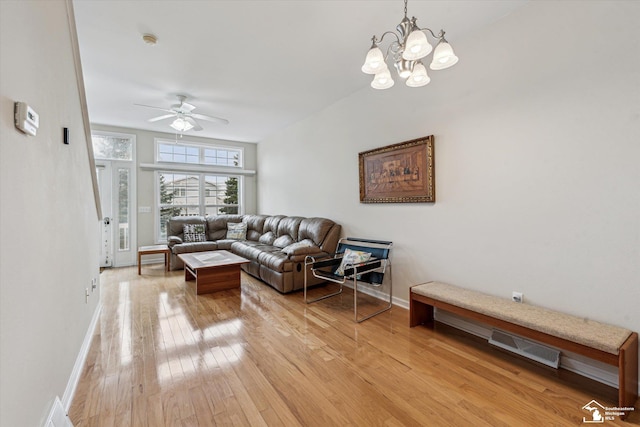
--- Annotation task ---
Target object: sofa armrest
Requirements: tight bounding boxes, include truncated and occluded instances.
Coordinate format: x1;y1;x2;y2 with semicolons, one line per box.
167;236;183;248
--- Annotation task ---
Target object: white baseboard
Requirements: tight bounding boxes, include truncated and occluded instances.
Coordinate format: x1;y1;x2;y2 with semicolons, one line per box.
434;310;619;389
61;301;102;411
342;281;410;310
360;288;620;389
45;396;73;427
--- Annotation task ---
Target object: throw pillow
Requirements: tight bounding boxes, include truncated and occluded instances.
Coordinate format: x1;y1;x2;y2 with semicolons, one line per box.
183;224;206;243
335;248;372;276
226;222;247;240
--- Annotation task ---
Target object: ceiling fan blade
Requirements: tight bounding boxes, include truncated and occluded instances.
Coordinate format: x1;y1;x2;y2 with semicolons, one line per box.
133;103;175;114
191;113;229;125
185;117;203;131
148;113;176;123
181;102;196;112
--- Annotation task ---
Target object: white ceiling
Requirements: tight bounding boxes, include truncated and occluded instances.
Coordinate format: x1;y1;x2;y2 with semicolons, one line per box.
73;0;527;143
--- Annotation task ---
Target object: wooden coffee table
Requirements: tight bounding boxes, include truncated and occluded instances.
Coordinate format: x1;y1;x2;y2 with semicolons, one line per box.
178;250;249;295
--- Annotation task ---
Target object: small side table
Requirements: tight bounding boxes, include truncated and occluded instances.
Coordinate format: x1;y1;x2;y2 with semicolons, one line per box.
138;245;170;275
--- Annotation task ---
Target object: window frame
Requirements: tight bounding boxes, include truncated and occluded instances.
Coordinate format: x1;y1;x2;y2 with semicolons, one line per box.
155;138;244;168
152;139;246;243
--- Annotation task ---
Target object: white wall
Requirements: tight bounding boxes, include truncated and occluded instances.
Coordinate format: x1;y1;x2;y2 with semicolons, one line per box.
259;0;640;338
0;1;101;425
91;124;258;248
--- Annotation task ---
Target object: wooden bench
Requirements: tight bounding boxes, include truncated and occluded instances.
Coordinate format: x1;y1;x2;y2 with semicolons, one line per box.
410;281;638;418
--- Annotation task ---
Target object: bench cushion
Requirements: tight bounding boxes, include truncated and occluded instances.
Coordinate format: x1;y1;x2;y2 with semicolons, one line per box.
411;282;632;355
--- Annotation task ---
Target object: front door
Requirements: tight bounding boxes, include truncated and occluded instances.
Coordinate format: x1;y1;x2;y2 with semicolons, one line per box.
92;131;137;267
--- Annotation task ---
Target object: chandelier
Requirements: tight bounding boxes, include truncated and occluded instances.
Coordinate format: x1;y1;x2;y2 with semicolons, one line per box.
361;0;459;89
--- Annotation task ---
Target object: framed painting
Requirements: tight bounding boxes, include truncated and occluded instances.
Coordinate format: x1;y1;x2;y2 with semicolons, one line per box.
359;135;435;203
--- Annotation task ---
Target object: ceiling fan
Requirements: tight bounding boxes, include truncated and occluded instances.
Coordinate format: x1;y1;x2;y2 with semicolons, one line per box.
134;95;229;132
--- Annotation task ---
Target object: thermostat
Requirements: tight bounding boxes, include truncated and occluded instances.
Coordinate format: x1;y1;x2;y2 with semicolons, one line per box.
14;102;39;136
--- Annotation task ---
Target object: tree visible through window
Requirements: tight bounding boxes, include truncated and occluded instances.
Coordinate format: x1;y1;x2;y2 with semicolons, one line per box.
220;155;239;214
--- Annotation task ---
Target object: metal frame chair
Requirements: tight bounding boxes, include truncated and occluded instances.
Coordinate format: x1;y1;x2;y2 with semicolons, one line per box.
304;237;393;323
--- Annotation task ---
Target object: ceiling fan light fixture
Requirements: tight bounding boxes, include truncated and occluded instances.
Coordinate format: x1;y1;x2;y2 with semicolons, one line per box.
134;95;229;131
170;117;193;132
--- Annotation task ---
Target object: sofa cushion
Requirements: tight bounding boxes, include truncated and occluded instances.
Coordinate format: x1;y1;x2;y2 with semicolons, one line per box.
171;241;218;254
242;215;268;241
263;215;285;234
276;216;303;242
206;214;244;240
298;217;336;246
231;241;269;262
183;224;206;242
273;235;294;248
281;239;317;255
226;222;247;240
258;250;292;273
259;231;276;245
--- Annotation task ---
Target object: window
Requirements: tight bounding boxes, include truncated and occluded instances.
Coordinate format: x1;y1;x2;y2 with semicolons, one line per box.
154;139;244;242
158;172;240;241
118;168;130;251
156;140;242;167
92;133;133;161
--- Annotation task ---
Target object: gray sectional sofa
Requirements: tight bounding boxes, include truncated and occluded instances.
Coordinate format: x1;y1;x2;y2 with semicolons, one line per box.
166;214;341;293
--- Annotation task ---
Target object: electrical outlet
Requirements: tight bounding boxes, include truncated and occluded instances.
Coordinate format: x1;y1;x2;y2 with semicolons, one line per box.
512;291;523;303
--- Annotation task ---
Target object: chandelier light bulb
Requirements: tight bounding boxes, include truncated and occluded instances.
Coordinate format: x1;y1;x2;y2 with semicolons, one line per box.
361;46;386;74
406;63;431;87
402;30;432;61
371;69;394;90
429;40;459;70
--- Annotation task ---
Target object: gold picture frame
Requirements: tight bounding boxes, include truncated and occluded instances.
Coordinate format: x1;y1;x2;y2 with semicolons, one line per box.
359;135;435;203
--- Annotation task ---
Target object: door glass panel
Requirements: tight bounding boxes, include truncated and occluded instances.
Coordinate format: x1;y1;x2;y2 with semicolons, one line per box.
92;134;133;160
118;168;130;251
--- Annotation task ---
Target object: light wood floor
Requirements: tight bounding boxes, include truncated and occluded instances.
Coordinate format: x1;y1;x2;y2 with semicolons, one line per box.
69;264;639;426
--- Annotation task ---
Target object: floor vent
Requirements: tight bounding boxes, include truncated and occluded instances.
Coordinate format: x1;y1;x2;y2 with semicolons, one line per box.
489;329;561;369
46;396;74;427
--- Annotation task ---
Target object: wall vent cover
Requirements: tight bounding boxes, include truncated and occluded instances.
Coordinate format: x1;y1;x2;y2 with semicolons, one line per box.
489;329;561;369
